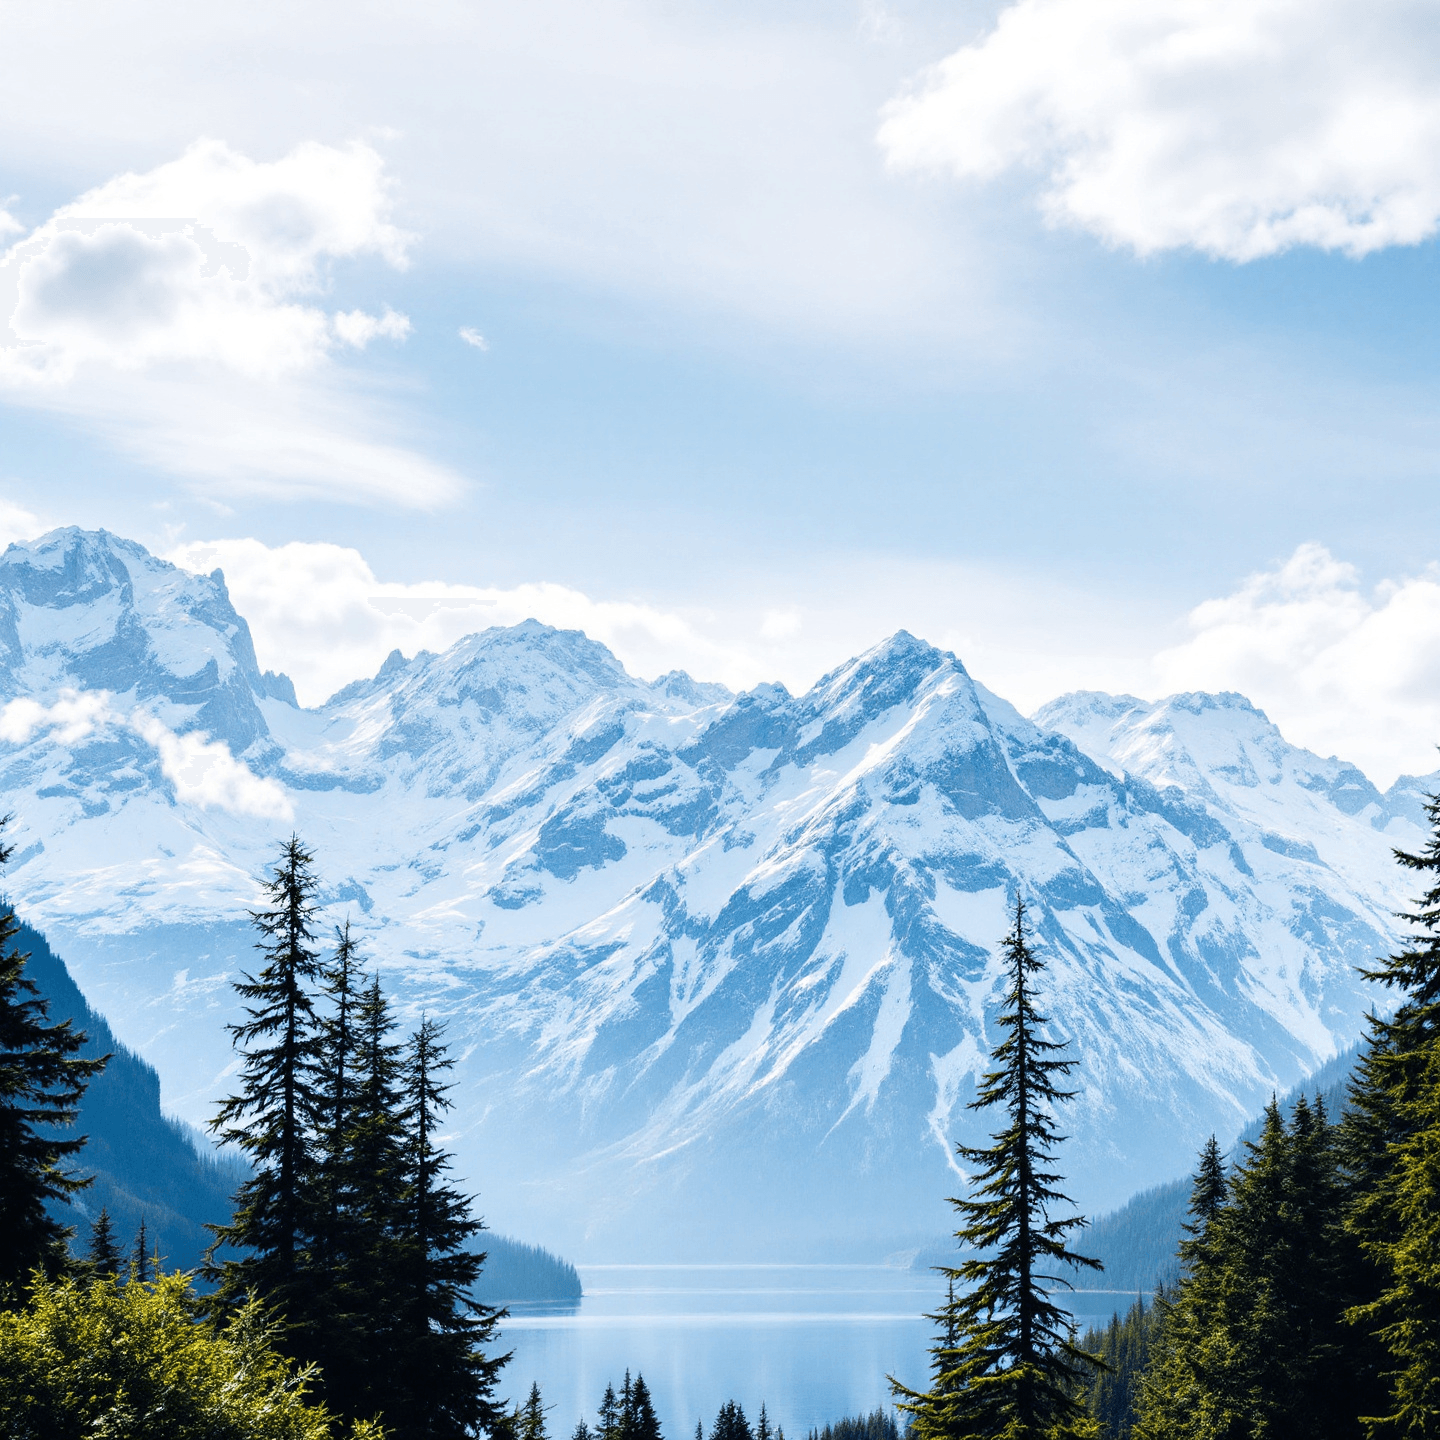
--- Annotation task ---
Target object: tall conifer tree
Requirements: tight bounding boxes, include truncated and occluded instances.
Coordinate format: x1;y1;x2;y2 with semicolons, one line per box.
391;1014;508;1439
316;920;363;1264
206;836;325;1327
84;1207;122;1279
631;1376;662;1440
302;920;371;1411
327;972;410;1421
0;826;107;1286
894;897;1099;1440
130;1217;151;1283
1344;787;1440;1435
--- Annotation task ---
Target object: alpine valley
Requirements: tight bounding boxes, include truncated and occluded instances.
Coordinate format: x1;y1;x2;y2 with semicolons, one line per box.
0;528;1429;1259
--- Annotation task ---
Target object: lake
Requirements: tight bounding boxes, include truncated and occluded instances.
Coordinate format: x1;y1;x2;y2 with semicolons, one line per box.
499;1265;1146;1440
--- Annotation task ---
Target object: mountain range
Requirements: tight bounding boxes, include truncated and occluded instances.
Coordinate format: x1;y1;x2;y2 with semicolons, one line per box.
0;526;1428;1258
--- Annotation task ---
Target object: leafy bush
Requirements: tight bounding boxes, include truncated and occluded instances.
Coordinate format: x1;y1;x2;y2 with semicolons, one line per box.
0;1270;382;1439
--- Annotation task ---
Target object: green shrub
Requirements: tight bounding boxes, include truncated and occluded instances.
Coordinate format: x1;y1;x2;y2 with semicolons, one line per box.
0;1269;382;1439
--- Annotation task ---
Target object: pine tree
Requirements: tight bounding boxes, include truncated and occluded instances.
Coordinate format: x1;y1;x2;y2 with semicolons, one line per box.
1183;1136;1226;1240
316;920;363;1266
599;1384;622;1440
894;897;1100;1440
1351;1047;1440;1437
1343;787;1440;1435
205;836;325;1332
710;1401;753;1440
314;971;409;1423
631;1376;662;1440
130;1218;151;1283
0;844;108;1286
519;1383;550;1440
574;1423;593;1440
390;1014;508;1439
304;920;368;1409
84;1207;122;1280
755;1402;772;1440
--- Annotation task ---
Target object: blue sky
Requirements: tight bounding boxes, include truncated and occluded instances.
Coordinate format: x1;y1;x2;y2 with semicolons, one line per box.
2;0;1440;782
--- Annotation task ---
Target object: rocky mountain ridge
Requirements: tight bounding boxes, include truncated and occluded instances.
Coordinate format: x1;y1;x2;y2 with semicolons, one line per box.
0;527;1427;1258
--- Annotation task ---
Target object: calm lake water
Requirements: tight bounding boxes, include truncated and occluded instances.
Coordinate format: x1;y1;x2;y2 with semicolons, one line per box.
499;1265;1145;1440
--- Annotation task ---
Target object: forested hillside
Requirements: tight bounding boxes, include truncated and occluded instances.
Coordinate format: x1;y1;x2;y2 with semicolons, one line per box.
24;914;582;1301
1071;1041;1365;1291
23;917;244;1272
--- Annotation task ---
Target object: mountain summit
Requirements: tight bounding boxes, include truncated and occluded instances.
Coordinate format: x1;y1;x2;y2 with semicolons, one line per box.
0;528;1425;1257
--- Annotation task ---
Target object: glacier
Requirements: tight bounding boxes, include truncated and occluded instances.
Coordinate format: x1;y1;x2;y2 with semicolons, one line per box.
0;526;1429;1259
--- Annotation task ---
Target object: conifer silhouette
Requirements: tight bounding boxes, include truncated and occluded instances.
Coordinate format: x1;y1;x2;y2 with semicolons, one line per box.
894;897;1099;1439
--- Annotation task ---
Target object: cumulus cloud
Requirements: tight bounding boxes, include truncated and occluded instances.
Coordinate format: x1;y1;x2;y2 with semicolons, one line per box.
0;140;458;507
133;712;293;819
0;139;412;380
880;0;1440;260
167;536;759;705
458;327;489;351
1154;544;1440;785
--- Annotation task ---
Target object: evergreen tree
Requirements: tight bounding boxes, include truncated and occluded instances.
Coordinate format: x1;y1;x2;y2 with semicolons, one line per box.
894;897;1100;1440
630;1376;661;1440
316;921;363;1267
1136;1098;1375;1440
130;1218;151;1284
599;1384;622;1440
84;1208;122;1280
390;1014;508;1439
620;1372;636;1440
303;922;368;1411
1183;1137;1226;1240
519;1383;549;1440
755;1403;771;1440
710;1401;752;1440
308;971;409;1424
1343;787;1440;1435
206;836;326;1331
573;1423;592;1440
0;836;108;1286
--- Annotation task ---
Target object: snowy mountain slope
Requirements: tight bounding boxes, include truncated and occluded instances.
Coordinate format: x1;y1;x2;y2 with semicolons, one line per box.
0;528;1423;1259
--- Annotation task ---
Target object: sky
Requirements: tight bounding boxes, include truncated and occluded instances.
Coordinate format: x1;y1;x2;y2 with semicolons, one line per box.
2;0;1440;784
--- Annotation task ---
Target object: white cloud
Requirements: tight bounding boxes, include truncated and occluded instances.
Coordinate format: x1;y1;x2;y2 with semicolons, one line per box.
166;537;759;705
0;140;455;507
0;686;291;818
0;139;412;381
880;0;1440;260
133;712;293;819
1154;544;1440;785
334;307;412;348
0;689;113;745
0;496;47;550
458;327;489;351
